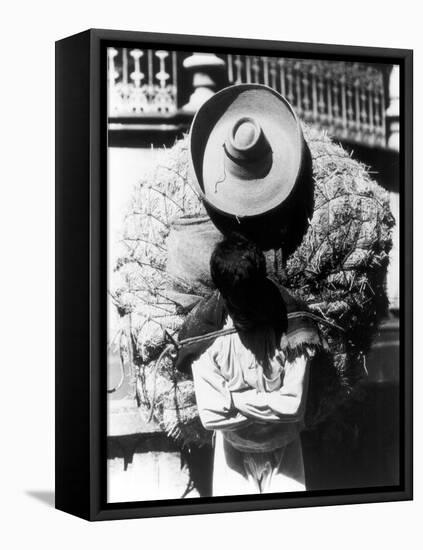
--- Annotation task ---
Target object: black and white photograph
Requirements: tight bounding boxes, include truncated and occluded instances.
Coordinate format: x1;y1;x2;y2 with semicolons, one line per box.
106;46;402;503
2;0;421;543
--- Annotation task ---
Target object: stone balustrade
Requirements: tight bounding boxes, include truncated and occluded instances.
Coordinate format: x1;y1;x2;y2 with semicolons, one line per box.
108;47;395;151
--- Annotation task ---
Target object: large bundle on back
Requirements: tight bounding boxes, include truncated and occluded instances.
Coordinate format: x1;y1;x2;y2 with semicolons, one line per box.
111;126;394;447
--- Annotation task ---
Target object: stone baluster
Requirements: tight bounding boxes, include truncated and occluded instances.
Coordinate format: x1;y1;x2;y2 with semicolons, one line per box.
332;78;341;133
360;83;368;141
340;74;347;138
130;49;144;88
108;47;119;88
155;50;168;100
227;54;234;84
286;62;294;106
279;59;286;97
326;71;333;130
317;73;326;121
122;48;128;86
172;51;177;96
155;50;173;114
354;78;361;140
234;55;242;85
252;56;260;84
129;49;146;114
311;65;318;124
263;57;269;87
270;58;277;91
294;62;303;116
302;70;311;121
379;81;387;147
118;48;130;114
156;50;169;89
367;80;375;146
147;49;153;100
107;47;119;116
373;90;381;137
346;81;354;134
246;56;252;84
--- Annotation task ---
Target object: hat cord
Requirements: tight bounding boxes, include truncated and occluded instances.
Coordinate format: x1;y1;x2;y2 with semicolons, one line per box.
214;144;227;193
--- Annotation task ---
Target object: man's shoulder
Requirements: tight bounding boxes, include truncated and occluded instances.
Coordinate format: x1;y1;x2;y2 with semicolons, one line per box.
267;279;308;314
266;280;326;355
178;290;226;340
174;291;226;373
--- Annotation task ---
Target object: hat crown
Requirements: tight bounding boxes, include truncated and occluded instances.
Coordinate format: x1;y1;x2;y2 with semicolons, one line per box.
231;117;260;151
224;116;272;170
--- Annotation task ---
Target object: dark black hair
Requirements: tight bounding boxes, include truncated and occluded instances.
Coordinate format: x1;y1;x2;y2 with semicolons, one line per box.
210;233;286;332
210;232;266;294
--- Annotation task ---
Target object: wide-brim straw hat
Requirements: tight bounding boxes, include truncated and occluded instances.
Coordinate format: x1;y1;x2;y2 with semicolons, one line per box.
189;84;308;218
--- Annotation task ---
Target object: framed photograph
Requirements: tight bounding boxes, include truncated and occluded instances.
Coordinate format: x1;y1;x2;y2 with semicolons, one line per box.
55;29;413;521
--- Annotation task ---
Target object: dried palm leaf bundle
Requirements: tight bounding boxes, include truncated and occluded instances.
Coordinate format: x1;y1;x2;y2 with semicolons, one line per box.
111;125;394;446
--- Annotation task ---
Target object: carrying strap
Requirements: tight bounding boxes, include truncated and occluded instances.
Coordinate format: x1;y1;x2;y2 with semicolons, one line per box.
166;310;345;351
144;311;346;423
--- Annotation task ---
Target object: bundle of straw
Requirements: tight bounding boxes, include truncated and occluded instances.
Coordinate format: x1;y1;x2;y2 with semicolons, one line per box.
111;126;394;446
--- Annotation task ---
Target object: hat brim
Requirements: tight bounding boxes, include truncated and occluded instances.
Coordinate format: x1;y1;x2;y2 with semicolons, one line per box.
189;85;304;217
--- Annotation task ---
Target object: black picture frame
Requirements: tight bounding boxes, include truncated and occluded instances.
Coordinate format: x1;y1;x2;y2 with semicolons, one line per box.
55;28;413;521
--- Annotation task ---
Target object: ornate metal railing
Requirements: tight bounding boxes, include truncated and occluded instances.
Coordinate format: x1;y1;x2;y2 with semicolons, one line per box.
226;56;387;147
108;48;389;148
108;47;178;117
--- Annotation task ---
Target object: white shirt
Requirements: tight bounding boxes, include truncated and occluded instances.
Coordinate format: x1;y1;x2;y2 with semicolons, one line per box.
192;317;311;452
